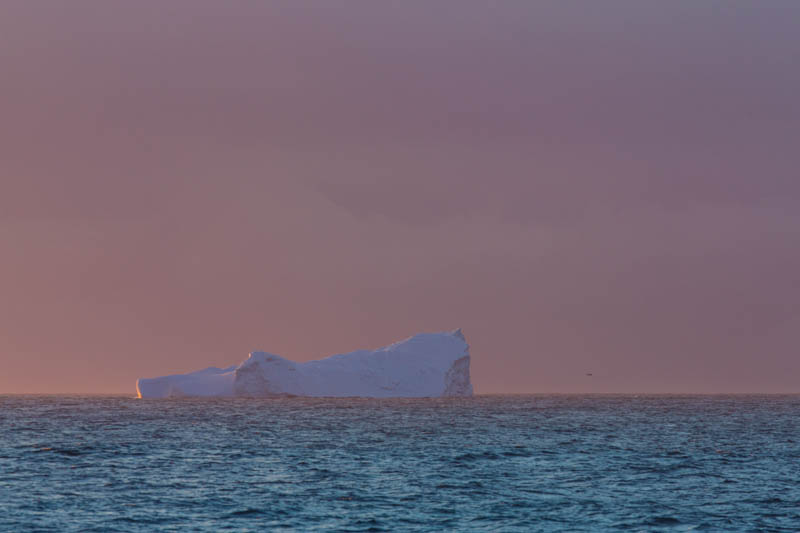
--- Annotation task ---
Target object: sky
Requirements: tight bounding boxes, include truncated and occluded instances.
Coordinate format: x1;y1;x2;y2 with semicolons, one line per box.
1;1;799;394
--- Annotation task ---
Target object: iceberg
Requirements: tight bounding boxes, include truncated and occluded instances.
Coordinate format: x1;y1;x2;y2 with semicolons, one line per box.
136;329;473;398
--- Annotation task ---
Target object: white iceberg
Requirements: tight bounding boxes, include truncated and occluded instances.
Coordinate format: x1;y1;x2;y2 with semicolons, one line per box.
136;329;473;398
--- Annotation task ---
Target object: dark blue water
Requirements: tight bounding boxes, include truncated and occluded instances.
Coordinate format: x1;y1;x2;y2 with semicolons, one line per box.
1;395;798;532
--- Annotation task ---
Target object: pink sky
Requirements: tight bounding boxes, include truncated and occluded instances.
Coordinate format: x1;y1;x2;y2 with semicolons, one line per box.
2;2;799;394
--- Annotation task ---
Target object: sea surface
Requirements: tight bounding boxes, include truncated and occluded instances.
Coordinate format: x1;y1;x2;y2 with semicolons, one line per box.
1;395;798;532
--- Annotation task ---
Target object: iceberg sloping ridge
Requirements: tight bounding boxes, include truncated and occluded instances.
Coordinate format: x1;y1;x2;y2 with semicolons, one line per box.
136;329;473;398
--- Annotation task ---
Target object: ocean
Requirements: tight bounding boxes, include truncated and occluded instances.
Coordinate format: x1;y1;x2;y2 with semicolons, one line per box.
1;395;798;531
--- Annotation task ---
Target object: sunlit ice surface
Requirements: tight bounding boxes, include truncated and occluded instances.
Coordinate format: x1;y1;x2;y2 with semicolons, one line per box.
1;395;799;531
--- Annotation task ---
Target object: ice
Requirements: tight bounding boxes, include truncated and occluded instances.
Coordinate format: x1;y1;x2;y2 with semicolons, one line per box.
136;329;473;398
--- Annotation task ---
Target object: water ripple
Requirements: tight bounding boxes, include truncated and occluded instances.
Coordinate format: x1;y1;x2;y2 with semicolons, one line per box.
1;395;799;531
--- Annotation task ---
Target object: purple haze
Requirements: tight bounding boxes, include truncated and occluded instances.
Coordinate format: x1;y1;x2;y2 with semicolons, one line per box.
1;1;799;393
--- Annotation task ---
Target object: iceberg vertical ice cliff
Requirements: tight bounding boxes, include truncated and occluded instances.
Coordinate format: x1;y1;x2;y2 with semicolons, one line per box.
136;329;473;398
